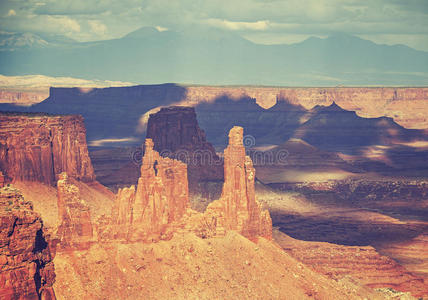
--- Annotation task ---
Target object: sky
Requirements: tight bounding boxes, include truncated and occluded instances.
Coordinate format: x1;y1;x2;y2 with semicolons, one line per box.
0;0;428;51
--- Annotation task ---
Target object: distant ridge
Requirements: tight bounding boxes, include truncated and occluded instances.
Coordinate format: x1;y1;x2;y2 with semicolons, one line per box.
0;28;427;86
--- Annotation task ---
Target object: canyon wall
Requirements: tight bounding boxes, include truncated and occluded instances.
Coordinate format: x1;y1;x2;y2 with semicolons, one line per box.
0;186;56;299
0;90;48;105
182;86;428;129
0;113;95;185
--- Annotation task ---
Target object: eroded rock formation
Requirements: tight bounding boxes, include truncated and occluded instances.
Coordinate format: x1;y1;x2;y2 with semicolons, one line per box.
56;172;93;250
0;113;95;185
205;126;272;240
103;127;271;243
105;139;190;242
0;186;56;299
146;106;223;184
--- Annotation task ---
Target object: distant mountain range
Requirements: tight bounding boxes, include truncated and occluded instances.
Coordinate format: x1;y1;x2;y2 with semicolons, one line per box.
0;27;427;86
0;31;76;51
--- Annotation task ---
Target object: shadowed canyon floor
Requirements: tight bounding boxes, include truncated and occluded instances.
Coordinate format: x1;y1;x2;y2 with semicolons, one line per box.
257;182;428;297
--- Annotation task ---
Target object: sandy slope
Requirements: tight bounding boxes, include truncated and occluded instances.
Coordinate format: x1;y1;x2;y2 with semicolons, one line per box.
13;180;115;228
53;232;387;300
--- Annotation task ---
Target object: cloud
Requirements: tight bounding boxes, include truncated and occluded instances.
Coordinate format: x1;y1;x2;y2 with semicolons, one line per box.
46;15;81;32
0;0;427;49
204;19;270;31
0;14;81;36
88;20;107;35
7;9;16;17
33;0;110;15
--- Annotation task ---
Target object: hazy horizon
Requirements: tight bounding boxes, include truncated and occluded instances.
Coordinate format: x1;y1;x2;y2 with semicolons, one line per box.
0;1;427;86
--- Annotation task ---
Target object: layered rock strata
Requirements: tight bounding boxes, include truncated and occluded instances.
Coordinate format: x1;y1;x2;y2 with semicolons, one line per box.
0;113;95;185
274;231;428;298
0;186;56;299
185;86;428;129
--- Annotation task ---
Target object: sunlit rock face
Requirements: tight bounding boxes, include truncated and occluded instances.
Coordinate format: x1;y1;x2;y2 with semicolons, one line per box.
205;126;272;240
0;187;56;300
133;138;189;240
101;128;272;243
0;113;95;185
104;138;190;242
56;172;93;250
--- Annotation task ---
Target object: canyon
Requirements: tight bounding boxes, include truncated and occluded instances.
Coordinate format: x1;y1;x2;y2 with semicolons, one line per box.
1;88;428;299
1;85;428;145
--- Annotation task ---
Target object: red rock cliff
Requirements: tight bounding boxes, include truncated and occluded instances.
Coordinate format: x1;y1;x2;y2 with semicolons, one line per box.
146;106;223;184
0;186;56;299
0;171;4;188
0;113;95;185
56;172;93;250
205;126;272;240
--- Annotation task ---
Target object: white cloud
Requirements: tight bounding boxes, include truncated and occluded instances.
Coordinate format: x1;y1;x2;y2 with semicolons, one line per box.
204;19;270;31
46;15;81;32
88;20;107;35
7;9;16;17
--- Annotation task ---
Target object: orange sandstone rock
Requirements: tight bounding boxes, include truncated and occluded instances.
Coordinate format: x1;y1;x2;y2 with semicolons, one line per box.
0;186;56;299
205;126;272;240
104;128;272;243
107;139;190;242
56;172;93;250
0;113;95;185
0;171;4;187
